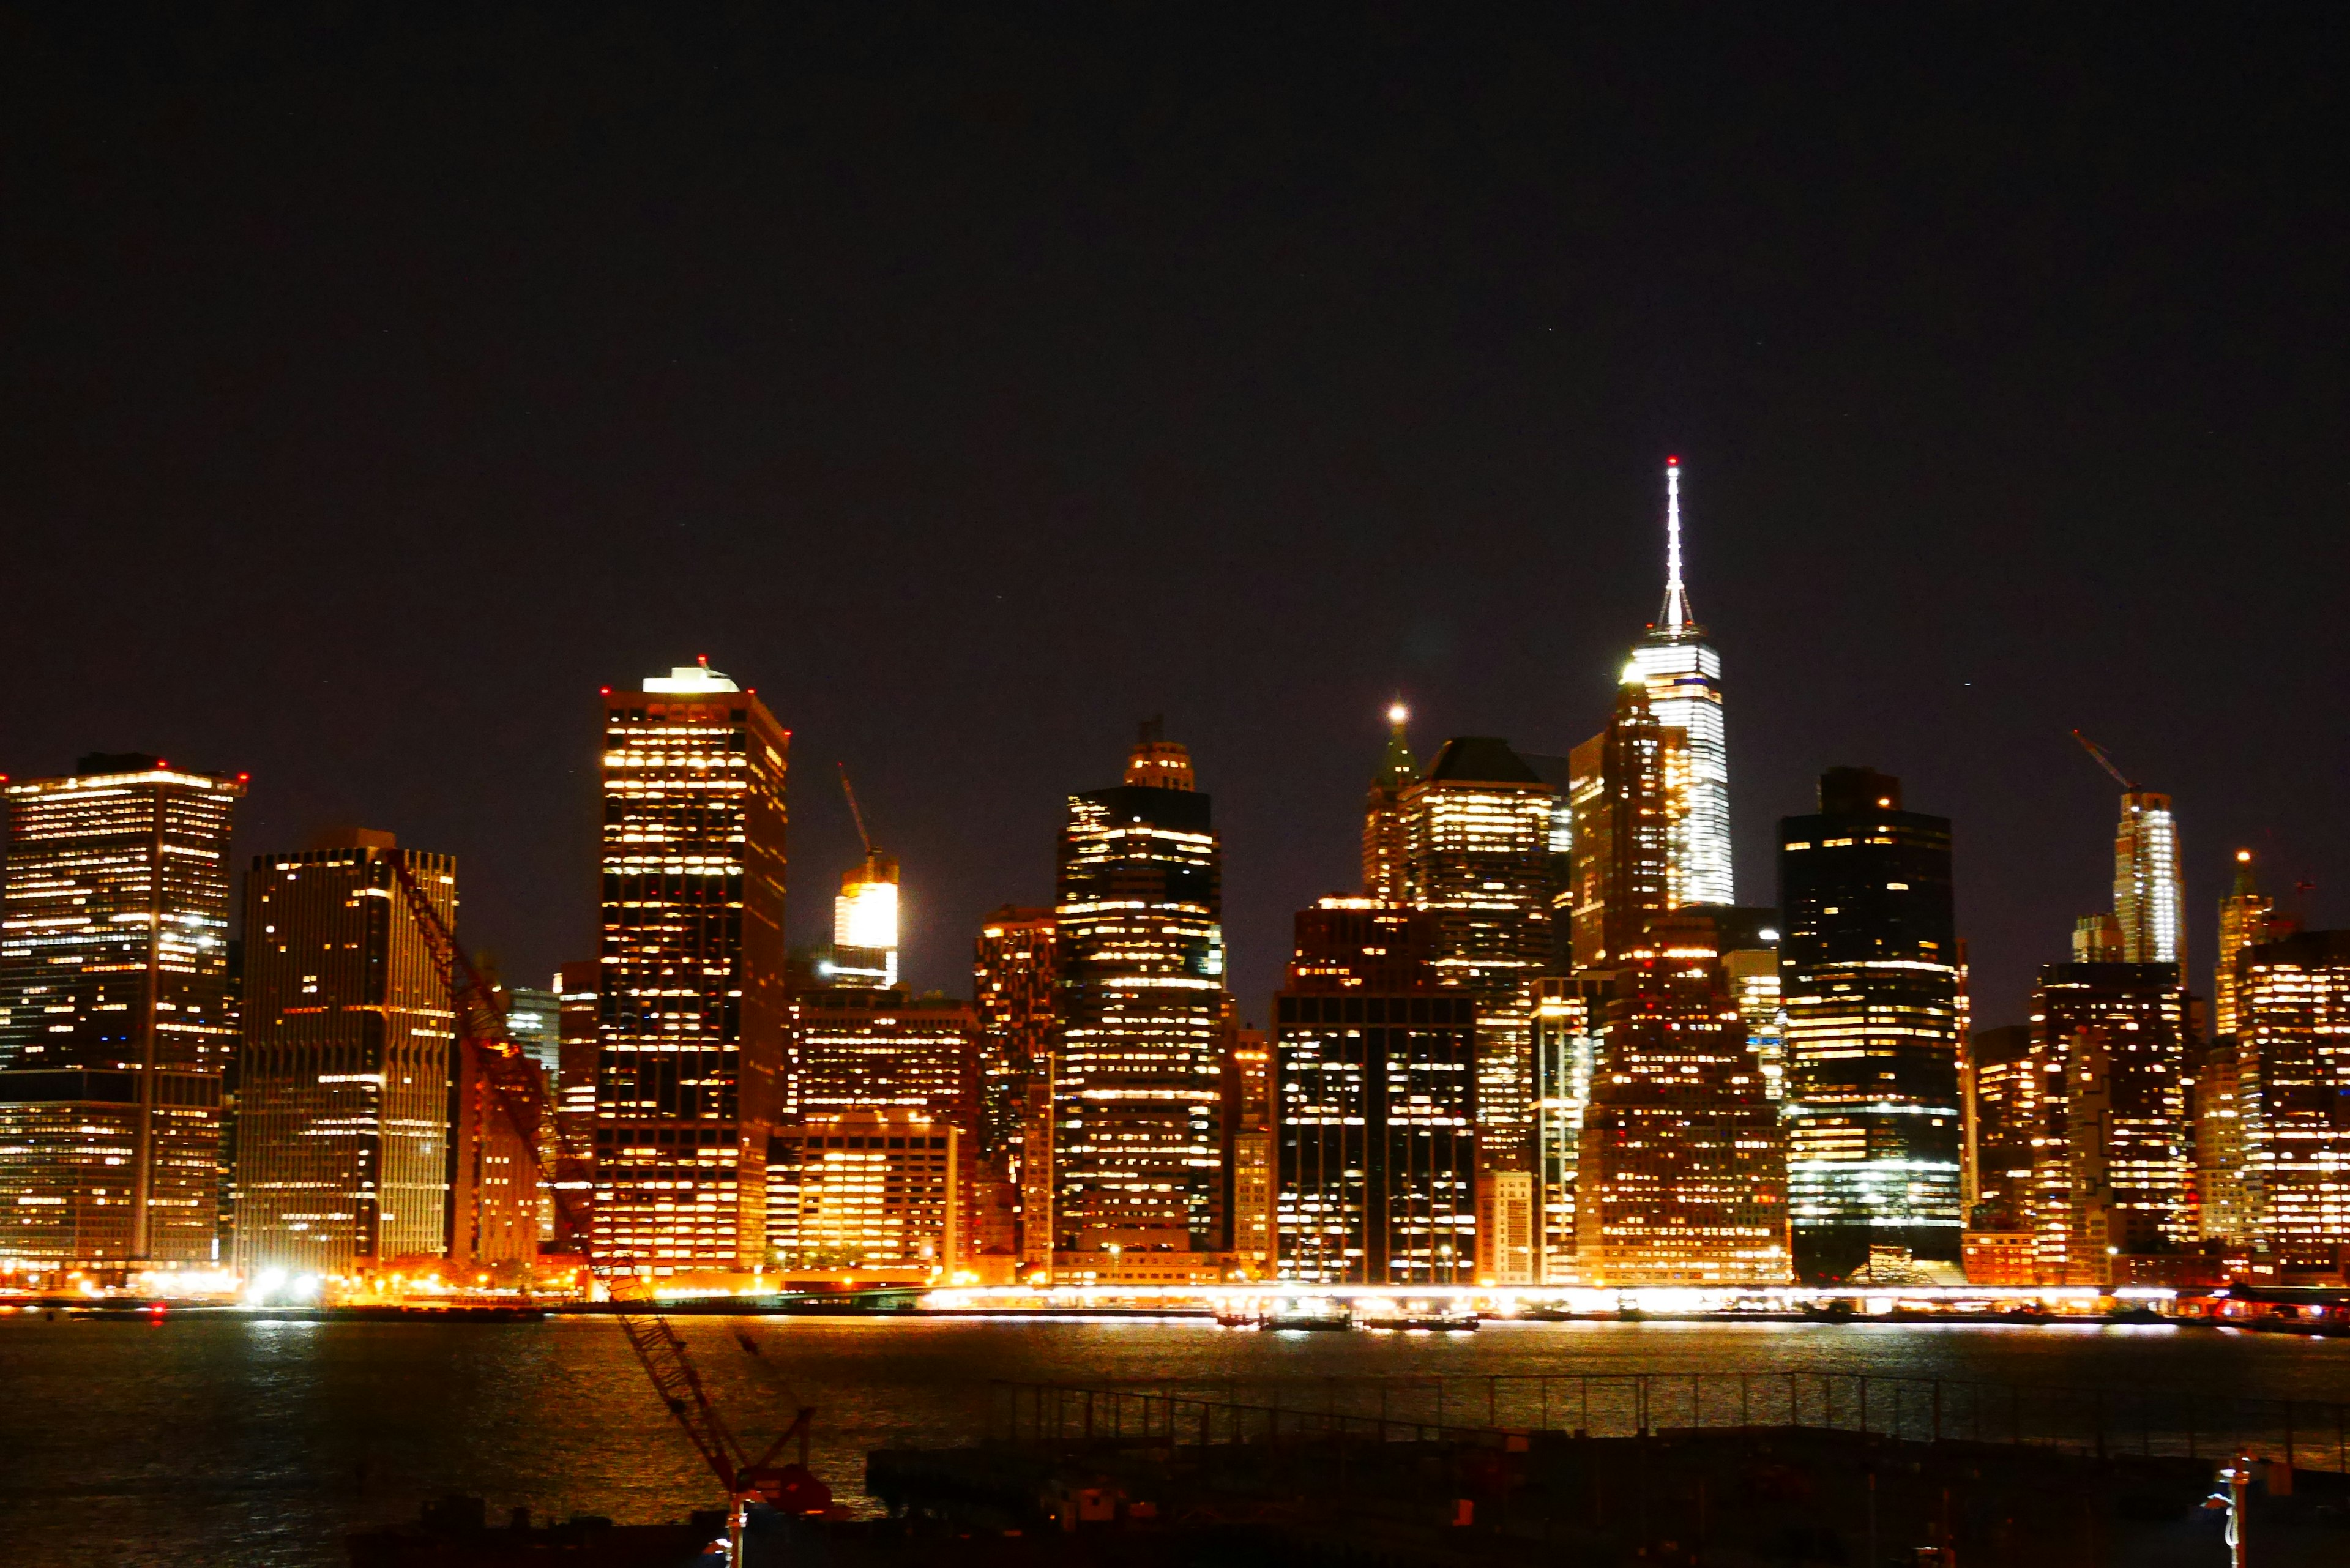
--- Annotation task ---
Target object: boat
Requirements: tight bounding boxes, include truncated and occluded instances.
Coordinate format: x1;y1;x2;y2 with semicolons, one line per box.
1355;1299;1478;1333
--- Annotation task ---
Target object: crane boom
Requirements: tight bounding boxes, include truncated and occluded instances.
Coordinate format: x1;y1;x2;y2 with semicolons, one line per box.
837;763;875;857
2071;729;2136;791
382;851;818;1509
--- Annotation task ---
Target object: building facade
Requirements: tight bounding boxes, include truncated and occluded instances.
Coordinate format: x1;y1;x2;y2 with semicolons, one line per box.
2213;850;2281;1038
233;834;456;1274
2236;931;2350;1262
1575;908;1789;1286
553;960;599;1234
594;661;790;1277
1401;737;1564;1167
0;756;245;1278
1053;724;1226;1258
2024;963;2190;1283
972;906;1058;1273
791;987;977;1122
2112;790;2186;971
1776;768;1964;1282
1274;900;1475;1285
829;851;899;990
1624;457;1733;909
766;1108;966;1274
1568;681;1680;973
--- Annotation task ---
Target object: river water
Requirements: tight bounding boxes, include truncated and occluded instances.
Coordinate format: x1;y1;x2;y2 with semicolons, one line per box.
4;1310;2349;1567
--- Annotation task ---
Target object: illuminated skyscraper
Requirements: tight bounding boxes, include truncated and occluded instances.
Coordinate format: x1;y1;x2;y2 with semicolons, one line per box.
1360;703;1418;905
594;660;789;1277
1568;680;1680;972
1053;723;1225;1258
1400;738;1565;1168
973;906;1058;1271
0;756;244;1278
1777;768;1963;1282
2113;791;2185;971
2213;850;2277;1037
1574;908;1788;1285
791;987;977;1122
830;855;899;990
233;832;456;1274
2023;963;2189;1283
1625;458;1732;908
766;1108;968;1274
2235;930;2350;1261
1225;1021;1275;1279
553;960;599;1225
1274;900;1475;1284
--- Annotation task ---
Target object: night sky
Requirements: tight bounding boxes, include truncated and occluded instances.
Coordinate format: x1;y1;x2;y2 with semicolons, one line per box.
4;12;2344;1028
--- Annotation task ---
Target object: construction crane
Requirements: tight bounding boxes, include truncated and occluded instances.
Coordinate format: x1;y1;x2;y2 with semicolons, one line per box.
381;851;827;1537
2071;729;2138;791
837;762;875;856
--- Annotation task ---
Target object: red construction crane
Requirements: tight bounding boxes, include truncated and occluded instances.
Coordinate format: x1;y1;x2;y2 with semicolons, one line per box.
2070;729;2138;791
382;851;827;1530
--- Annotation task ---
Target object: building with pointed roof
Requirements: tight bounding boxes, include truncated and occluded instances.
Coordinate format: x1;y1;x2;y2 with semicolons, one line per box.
1361;703;1419;905
1624;458;1733;909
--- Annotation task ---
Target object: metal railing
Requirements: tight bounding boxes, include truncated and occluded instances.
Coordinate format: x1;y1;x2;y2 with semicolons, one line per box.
987;1368;2350;1473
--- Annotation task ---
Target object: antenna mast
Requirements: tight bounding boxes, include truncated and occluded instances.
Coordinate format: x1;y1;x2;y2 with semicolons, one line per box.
2070;729;2137;791
837;763;875;857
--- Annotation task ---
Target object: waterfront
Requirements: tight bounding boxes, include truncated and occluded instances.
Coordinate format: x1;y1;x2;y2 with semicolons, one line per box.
5;1313;2350;1567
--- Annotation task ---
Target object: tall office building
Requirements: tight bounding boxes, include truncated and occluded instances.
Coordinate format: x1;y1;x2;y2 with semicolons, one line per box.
1574;908;1788;1285
973;906;1058;1273
1401;737;1564;1166
1777;768;1964;1282
553;961;599;1229
2024;963;2189;1283
1274;900;1475;1284
791;987;977;1122
2192;1034;2255;1247
504;986;560;1076
1569;681;1681;973
233;832;457;1274
1361;704;1419;905
1531;978;1598;1281
1053;723;1225;1258
0;756;245;1278
594;660;789;1277
766;1107;968;1273
2235;931;2350;1261
1225;1021;1275;1279
2112;791;2186;971
1625;457;1733;908
2213;850;2280;1037
1961;1025;2035;1228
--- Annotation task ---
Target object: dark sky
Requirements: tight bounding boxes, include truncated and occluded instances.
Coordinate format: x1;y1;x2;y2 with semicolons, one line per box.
3;10;2344;1028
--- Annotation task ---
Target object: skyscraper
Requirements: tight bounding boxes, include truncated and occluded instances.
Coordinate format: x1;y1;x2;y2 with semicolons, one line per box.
594;660;789;1278
1274;899;1475;1284
2023;963;2189;1283
233;832;457;1274
1053;723;1226;1260
2112;791;2186;971
0;756;245;1278
791;986;977;1122
2213;849;2280;1037
972;906;1058;1273
1961;1025;2035;1230
1360;703;1418;905
1777;768;1964;1282
829;854;900;990
1568;681;1680;973
553;960;599;1229
1400;737;1564;1167
1574;908;1789;1285
2235;930;2350;1263
1625;457;1732;908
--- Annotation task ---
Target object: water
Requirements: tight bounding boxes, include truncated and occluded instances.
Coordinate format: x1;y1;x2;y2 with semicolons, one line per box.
4;1310;2348;1567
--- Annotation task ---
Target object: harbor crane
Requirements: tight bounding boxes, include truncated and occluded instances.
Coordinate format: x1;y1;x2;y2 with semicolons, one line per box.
382;851;827;1537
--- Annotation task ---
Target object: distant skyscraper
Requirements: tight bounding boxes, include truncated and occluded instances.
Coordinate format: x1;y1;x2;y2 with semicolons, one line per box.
829;854;900;990
2024;963;2190;1283
791;987;977;1122
233;832;456;1274
594;660;790;1277
1360;703;1419;905
2213;849;2278;1037
2235;930;2350;1261
1569;680;1680;972
1574;908;1788;1285
1225;1020;1275;1279
504;985;561;1076
1401;737;1564;1167
2191;1034;2253;1247
0;756;245;1277
553;961;599;1228
973;906;1058;1273
1053;722;1226;1258
2112;791;2185;971
1962;1025;2035;1229
1274;899;1475;1285
1625;457;1732;909
1531;978;1598;1281
1777;768;1964;1282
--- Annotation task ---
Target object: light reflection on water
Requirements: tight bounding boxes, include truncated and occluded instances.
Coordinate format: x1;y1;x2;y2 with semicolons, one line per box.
1;1312;2344;1568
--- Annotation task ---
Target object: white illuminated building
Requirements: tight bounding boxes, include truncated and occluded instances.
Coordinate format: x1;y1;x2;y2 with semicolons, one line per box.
2113;791;2185;971
832;857;900;988
1625;457;1733;908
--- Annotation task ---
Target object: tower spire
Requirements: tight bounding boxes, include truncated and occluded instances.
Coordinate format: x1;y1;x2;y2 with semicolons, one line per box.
1655;455;1695;632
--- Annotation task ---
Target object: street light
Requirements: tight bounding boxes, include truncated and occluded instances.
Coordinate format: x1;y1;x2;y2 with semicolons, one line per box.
1105;1244;1121;1290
